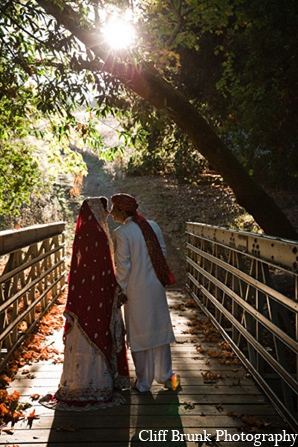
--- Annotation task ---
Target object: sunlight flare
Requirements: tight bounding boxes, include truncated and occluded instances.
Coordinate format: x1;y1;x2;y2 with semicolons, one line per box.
103;16;136;50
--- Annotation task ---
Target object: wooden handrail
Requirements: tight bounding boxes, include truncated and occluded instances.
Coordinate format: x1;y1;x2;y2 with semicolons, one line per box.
0;221;66;255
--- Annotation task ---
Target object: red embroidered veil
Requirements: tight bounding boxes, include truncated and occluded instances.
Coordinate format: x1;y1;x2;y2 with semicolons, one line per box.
64;198;129;387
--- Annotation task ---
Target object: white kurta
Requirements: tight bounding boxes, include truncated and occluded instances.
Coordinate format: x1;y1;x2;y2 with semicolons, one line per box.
113;217;175;352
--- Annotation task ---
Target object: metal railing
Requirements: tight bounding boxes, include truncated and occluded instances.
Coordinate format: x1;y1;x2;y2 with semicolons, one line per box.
186;222;298;431
0;222;66;371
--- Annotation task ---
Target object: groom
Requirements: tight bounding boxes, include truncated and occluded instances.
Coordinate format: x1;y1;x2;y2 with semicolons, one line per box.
110;193;179;392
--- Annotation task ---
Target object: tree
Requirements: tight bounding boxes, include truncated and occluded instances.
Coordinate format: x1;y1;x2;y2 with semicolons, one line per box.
200;0;298;183
1;0;297;239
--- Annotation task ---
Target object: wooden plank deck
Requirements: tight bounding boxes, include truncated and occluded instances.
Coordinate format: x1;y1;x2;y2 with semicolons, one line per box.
0;291;291;447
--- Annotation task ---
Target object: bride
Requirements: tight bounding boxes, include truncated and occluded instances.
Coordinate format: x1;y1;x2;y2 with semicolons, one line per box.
53;196;130;409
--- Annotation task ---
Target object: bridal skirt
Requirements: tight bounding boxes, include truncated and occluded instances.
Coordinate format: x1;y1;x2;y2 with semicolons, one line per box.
39;323;128;411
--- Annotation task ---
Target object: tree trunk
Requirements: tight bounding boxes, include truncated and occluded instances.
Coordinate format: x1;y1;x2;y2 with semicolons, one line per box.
37;0;298;240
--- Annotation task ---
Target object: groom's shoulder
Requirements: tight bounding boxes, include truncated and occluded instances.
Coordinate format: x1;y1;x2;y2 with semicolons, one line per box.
114;220;135;235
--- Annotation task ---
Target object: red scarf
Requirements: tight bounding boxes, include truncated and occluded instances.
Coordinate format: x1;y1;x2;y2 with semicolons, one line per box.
132;212;175;287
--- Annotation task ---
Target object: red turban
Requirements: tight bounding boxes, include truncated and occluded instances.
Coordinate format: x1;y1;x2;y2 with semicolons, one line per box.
111;193;139;213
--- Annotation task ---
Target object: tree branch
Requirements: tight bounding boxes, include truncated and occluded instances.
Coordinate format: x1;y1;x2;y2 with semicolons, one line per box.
35;0;298;239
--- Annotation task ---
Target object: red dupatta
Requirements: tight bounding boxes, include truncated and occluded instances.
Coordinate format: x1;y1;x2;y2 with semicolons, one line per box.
64;199;129;379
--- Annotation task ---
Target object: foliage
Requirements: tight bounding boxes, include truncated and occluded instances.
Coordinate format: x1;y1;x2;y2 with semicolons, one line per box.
125;111;208;184
214;0;298;182
0;96;43;215
173;140;208;184
0;140;42;215
174;0;298;183
123;0;298;184
0;96;89;219
0;0;124;216
1;0;298;217
125;109;174;176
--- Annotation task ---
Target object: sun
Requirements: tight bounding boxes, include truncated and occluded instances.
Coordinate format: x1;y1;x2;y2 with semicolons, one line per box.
103;17;136;50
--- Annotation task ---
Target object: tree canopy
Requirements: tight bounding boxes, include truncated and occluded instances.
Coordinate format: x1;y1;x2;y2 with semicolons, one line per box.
0;0;297;238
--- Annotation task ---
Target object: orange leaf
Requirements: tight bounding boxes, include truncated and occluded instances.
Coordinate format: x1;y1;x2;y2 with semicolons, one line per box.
27;408;39;428
28;409;38;419
0;375;12;385
0;390;8;402
0;402;9;416
7;391;20;402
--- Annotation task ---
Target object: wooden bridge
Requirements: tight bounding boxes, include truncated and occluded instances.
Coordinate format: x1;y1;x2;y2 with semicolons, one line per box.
0;222;297;446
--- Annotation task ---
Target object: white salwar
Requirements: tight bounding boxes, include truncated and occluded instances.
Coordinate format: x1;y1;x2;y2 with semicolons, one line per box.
113;217;176;392
132;345;173;392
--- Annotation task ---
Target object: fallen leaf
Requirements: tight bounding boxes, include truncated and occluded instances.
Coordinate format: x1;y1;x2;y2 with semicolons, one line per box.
0;390;8;402
216;403;223;412
183;401;195;410
7;391;20;403
0;375;12;386
2;427;15;435
26;374;36;379
27;409;39;428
